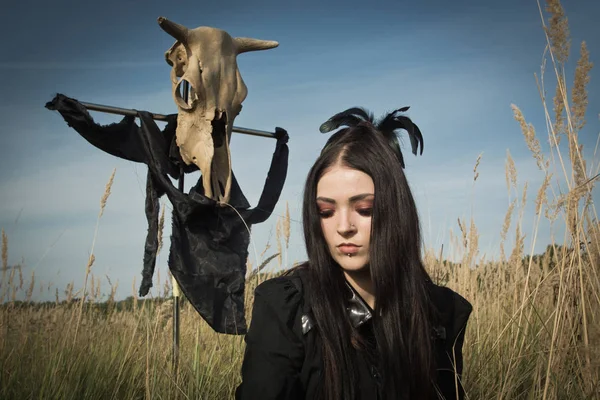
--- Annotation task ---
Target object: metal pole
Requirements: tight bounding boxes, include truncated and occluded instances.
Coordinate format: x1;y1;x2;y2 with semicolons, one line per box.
79;100;278;139
171;81;188;375
172;274;181;373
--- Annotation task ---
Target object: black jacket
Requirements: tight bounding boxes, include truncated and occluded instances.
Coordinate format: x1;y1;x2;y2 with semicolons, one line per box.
236;267;472;399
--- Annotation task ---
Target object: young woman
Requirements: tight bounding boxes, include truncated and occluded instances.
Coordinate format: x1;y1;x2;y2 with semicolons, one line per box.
235;107;472;400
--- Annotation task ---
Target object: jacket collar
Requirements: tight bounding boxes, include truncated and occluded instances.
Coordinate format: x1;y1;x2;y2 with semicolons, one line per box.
301;281;372;335
300;280;451;342
345;281;373;328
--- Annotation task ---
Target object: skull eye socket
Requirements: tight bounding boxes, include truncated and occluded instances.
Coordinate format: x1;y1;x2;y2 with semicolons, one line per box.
167;45;188;75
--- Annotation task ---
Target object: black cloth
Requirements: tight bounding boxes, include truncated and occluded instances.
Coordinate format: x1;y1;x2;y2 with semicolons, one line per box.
45;93;289;334
235;267;472;399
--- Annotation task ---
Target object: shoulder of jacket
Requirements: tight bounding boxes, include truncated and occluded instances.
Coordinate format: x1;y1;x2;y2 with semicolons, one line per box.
429;284;472;313
249;269;309;342
253;267;307;302
428;283;473;342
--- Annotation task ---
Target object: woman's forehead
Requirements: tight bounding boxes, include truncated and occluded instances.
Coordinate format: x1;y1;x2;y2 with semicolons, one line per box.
316;165;374;200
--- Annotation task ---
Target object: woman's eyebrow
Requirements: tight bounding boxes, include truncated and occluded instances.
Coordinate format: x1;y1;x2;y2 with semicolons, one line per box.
316;196;335;204
349;193;374;202
316;193;374;204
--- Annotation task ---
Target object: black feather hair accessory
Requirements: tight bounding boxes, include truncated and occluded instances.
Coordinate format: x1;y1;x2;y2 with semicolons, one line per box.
319;106;424;169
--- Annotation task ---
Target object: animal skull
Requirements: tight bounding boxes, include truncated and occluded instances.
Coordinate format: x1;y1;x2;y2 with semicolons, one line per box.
158;17;278;203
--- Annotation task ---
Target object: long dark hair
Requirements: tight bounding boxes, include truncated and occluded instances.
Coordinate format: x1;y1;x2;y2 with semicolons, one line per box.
300;108;436;399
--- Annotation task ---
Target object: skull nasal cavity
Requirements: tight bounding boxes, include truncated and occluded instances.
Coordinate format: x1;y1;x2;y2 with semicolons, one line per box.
211;112;227;148
175;79;194;109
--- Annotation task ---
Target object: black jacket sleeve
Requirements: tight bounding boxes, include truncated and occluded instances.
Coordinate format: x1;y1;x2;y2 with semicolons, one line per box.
432;286;473;400
235;277;305;400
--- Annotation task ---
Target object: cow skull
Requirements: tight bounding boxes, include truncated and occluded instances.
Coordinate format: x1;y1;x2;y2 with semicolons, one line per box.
157;17;278;204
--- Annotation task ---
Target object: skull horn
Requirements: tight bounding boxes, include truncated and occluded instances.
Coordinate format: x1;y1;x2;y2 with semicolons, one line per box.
157;17;189;43
234;37;279;54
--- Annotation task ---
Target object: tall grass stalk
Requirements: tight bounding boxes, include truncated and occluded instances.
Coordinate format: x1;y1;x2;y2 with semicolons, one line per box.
74;168;116;340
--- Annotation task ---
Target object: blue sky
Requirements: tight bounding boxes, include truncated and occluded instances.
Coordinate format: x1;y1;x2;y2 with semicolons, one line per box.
1;0;598;302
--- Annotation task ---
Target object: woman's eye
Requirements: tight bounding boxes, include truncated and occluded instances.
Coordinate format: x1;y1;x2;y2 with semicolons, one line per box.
357;208;373;217
318;210;334;218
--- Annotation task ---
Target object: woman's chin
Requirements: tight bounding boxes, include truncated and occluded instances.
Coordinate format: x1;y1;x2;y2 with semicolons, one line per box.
335;256;369;273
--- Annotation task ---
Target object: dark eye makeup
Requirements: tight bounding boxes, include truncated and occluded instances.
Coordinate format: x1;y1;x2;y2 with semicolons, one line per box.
318;209;334;218
316;206;373;218
316;195;374;219
357;208;373;217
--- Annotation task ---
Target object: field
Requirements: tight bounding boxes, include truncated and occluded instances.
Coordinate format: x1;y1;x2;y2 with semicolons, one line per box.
1;1;599;399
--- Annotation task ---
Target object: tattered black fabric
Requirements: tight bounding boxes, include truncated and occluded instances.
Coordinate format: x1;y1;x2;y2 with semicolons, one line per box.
45;93;289;334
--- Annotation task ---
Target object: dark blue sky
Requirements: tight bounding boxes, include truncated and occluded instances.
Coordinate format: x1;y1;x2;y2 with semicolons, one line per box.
1;0;598;301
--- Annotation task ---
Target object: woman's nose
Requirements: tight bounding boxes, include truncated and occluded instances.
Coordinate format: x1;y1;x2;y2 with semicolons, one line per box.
337;213;357;235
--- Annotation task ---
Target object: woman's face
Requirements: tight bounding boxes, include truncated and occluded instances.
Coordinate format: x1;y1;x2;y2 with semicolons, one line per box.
316;164;374;273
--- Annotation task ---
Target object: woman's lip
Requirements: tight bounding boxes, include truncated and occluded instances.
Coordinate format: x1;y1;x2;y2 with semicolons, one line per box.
338;245;360;254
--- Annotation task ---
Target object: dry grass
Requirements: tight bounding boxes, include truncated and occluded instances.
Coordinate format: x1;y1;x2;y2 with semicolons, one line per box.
1;1;599;399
